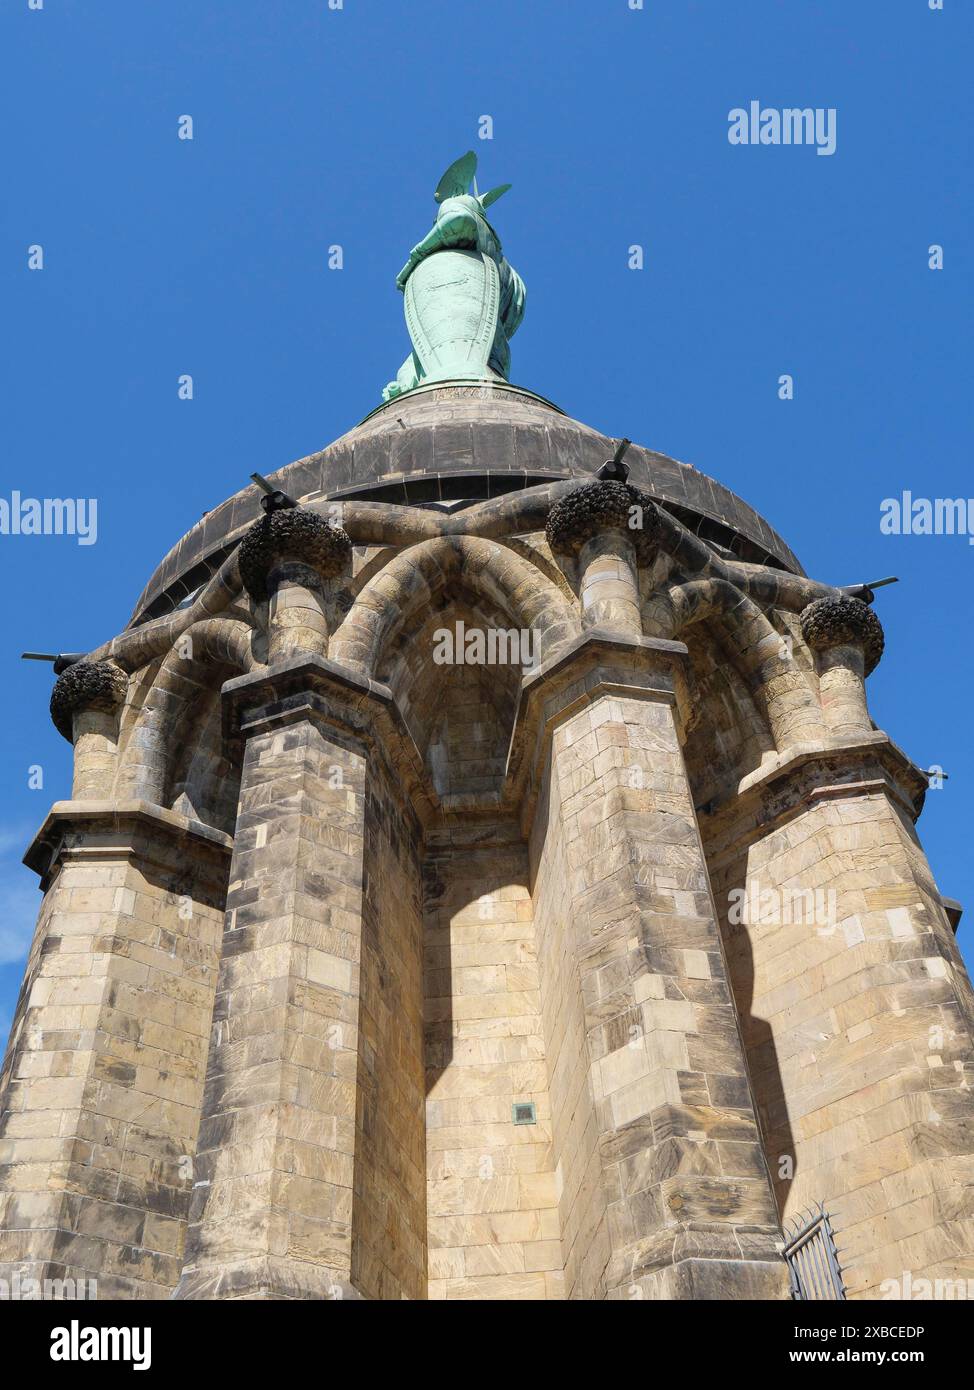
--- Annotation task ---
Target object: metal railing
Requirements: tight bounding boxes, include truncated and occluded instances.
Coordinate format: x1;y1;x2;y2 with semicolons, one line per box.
783;1204;846;1301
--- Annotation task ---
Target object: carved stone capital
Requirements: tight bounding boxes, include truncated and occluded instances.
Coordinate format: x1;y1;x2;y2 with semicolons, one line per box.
50;660;128;742
800;596;885;675
238;509;352;602
545;481;661;564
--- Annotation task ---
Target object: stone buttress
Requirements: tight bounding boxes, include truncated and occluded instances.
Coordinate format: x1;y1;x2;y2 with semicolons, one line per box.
2;383;971;1299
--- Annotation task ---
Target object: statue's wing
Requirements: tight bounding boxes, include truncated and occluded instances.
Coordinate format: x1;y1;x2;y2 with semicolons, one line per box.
478;183;512;210
434;151;477;204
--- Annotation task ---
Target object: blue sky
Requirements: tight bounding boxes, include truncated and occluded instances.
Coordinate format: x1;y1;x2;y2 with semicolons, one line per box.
1;0;970;1042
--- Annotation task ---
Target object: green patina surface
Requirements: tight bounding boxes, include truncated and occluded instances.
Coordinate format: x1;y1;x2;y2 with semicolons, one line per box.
382;151;526;402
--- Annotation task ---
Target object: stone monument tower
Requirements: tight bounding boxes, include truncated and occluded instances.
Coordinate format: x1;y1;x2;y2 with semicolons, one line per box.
2;154;972;1302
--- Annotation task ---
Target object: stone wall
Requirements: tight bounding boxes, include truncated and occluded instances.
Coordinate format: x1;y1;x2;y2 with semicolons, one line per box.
176;718;369;1299
708;751;974;1298
529;679;789;1299
5;413;973;1302
424;825;563;1299
174;691;428;1302
530;755;608;1298
352;747;427;1300
0;805;229;1298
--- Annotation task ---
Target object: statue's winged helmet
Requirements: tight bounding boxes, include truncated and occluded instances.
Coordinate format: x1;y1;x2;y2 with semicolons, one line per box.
433;150;511;211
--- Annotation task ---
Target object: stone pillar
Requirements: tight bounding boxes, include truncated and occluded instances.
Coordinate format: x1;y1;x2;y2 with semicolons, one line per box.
175;657;426;1300
521;634;790;1300
546;481;661;638
50;660;128;801
576;531;641;634
238;507;351;663
801;596;884;738
0;802;231;1298
706;736;974;1298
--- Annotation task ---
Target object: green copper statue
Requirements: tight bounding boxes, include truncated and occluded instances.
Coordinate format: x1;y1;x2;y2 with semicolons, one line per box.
382;151;526;401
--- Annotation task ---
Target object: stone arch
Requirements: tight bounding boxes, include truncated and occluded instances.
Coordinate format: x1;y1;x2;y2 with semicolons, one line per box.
681;620;775;795
115;618;257;813
330;535;579;679
391;596;524;803
648;577;824;751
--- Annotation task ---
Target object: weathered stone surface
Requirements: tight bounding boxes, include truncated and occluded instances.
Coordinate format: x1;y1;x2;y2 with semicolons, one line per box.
546;480;661;564
424;823;563;1300
132;383;804;626
800;595;885;674
50;660;127;741
527;650;790;1300
238;508;351;602
702;738;974;1300
174;669;425;1301
0;803;230;1298
5;382;972;1304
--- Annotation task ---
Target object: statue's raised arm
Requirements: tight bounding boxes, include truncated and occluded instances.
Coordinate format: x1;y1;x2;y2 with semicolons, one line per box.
382;151;526;402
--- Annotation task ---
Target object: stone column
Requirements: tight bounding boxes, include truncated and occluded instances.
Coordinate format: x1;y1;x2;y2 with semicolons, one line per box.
238;507;351;662
175;657;427;1301
50;660;128;801
801;596;884;738
576;531;641;634
521;634;790;1300
706;735;974;1299
546;481;661;638
0;802;231;1299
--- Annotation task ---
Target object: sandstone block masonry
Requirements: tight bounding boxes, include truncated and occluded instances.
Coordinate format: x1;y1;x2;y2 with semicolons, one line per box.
3;384;971;1299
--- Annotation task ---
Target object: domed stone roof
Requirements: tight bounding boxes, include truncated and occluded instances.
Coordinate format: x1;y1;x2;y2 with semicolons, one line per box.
132;380;803;625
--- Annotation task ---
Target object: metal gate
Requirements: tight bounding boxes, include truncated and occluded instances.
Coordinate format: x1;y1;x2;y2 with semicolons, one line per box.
783;1204;846;1300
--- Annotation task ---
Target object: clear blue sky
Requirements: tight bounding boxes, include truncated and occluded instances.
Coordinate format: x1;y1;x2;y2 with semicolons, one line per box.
1;0;971;1042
